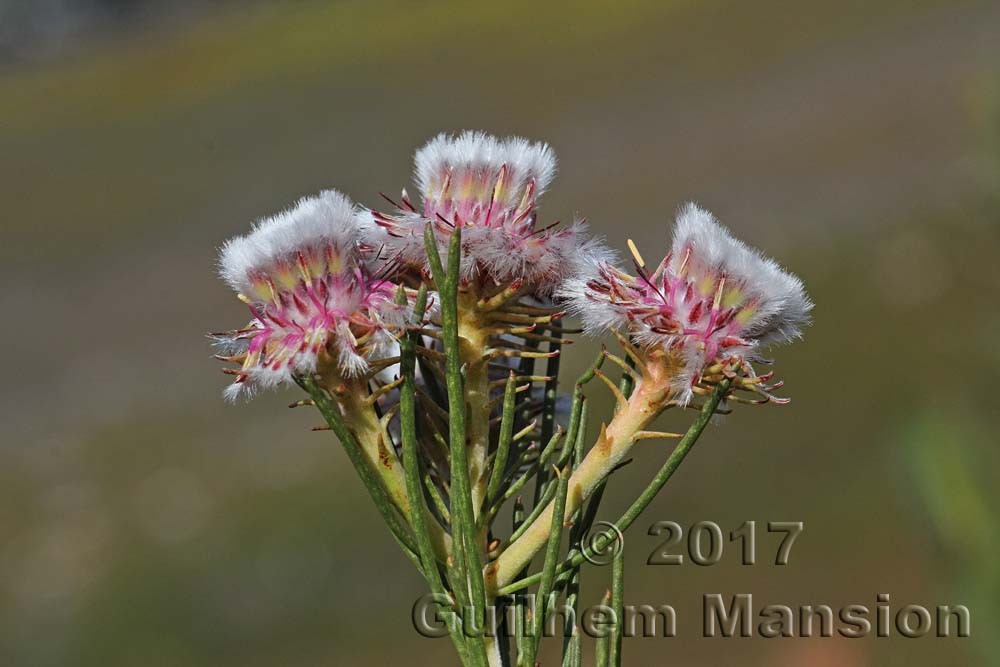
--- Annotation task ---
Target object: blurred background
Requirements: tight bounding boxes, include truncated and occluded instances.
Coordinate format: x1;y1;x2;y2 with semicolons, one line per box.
1;0;998;665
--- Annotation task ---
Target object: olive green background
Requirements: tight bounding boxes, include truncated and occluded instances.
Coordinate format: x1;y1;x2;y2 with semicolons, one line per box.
1;1;998;665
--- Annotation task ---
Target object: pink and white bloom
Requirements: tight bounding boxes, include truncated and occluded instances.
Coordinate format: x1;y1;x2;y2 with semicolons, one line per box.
559;204;812;402
215;190;407;400
366;131;613;294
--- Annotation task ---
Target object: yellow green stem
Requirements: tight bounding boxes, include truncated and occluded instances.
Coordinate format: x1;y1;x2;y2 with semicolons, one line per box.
326;374;452;561
488;353;678;589
457;293;497;522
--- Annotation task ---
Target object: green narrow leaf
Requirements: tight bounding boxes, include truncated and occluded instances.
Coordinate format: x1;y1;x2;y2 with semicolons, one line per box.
425;225;489;667
399;285;474;664
539;399;587;499
609;547;624;666
562;399;590;666
423;468;451;524
611;379;731;533
509;475;558;545
524;464;571;665
595;589;612;667
485;372;519;509
533;327;562;506
561;630;581;667
511;497;528;664
503;427;565;526
505;427;564;542
618;354;637;399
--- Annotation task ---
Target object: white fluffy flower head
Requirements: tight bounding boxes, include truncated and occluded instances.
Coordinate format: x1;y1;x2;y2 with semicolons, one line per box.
215;190;406;400
560;204;812;402
369;131;611;294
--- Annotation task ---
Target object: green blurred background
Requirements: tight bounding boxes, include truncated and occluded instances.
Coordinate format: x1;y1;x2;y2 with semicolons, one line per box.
1;0;998;665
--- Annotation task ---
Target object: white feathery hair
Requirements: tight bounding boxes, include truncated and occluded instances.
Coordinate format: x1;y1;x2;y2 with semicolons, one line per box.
554;226;623;334
557;204;812;349
464;219;615;294
670;203;812;346
557;274;622;335
413;131;557;202
353;206;394;250
218;189;362;296
354;205;429;270
223;364;287;403
563;222;618;286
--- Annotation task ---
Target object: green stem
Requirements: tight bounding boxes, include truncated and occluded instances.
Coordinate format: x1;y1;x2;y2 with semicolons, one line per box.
462;324;493;521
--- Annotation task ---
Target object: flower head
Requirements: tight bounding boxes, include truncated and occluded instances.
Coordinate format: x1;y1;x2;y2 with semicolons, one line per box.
215;190;407;400
367;131;612;294
560;204;811;402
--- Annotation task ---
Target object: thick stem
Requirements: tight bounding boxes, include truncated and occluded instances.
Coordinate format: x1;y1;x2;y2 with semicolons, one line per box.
336;380;412;514
483;632;504;667
489;354;676;589
326;374;452;560
299;375;420;567
495;379;731;597
458;300;493;521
